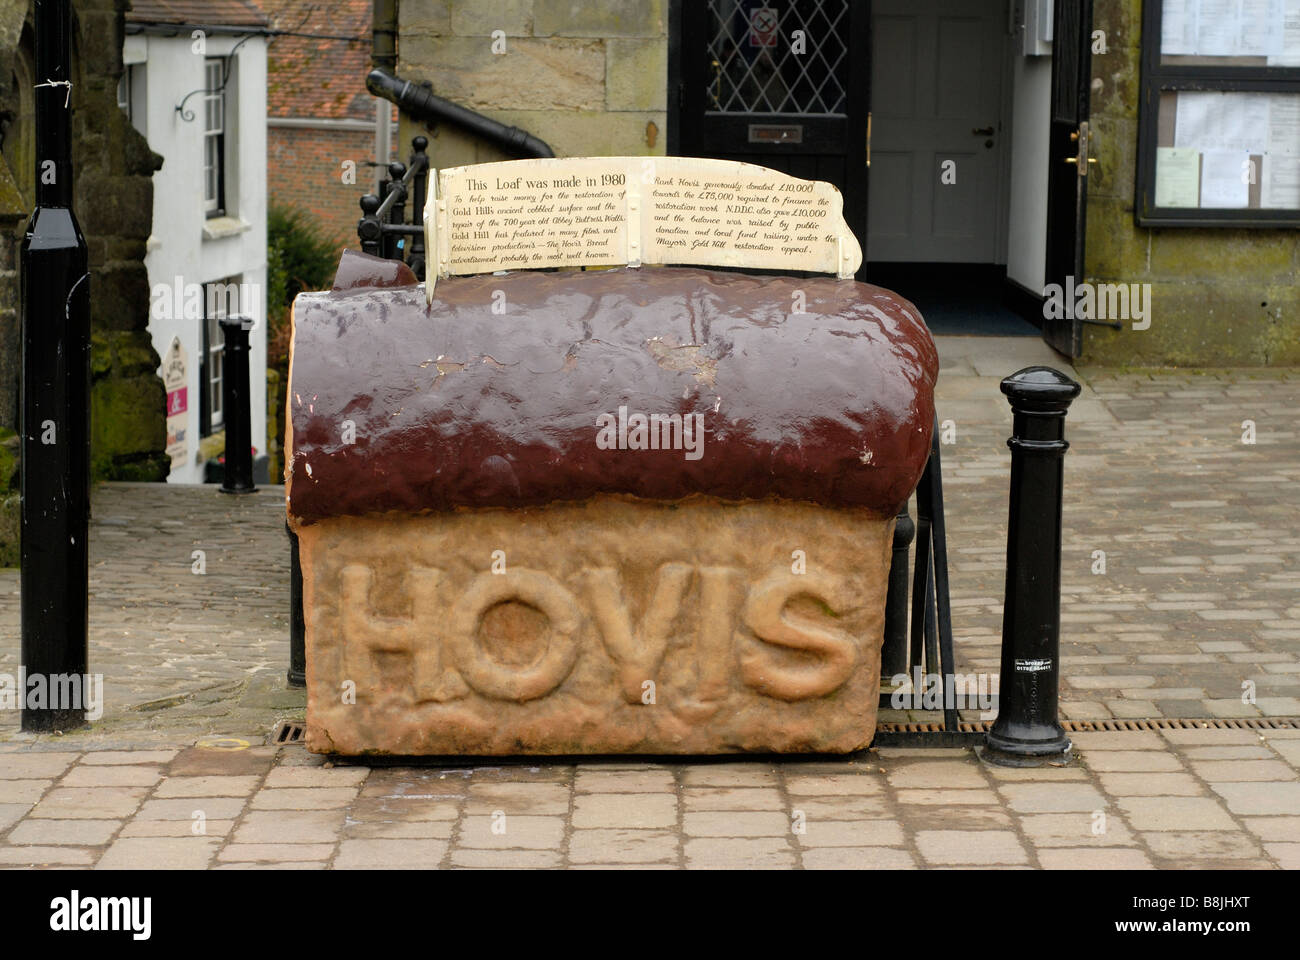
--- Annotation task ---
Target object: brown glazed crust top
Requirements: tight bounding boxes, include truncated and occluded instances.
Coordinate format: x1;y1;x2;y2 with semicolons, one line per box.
286;261;937;524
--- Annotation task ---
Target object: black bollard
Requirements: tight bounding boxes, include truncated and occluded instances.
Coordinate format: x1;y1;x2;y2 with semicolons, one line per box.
287;522;306;687
218;317;255;494
881;505;914;680
985;366;1080;764
21;0;90;732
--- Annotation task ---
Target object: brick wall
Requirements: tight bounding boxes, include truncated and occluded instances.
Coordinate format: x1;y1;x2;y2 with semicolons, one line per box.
268;126;379;254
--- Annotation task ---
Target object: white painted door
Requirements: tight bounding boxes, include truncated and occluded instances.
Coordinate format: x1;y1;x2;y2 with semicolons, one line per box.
867;0;1007;262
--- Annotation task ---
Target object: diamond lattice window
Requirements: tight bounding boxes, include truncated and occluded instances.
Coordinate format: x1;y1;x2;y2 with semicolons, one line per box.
705;0;849;115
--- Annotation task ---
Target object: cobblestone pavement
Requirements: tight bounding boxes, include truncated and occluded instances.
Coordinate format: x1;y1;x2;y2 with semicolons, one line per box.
0;730;1297;869
0;345;1298;868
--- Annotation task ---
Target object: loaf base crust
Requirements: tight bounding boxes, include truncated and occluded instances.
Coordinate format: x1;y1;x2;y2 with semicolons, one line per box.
300;495;892;755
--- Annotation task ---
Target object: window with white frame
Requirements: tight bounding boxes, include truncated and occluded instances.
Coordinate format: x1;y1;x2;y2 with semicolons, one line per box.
203;58;227;216
200;277;240;436
116;70;131;119
117;64;146;136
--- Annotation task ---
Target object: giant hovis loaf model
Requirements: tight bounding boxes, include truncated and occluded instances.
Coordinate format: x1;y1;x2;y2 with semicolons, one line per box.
286;157;937;755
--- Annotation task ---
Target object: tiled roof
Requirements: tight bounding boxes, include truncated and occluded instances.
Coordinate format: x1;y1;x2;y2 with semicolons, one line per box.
126;0;270;28
262;0;375;122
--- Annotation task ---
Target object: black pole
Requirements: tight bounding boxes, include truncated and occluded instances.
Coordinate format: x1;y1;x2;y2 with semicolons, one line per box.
881;505;913;679
218;317;255;494
925;427;960;732
985;366;1080;764
21;0;90;732
408;136;428;280
287;522;305;687
383;162;406;262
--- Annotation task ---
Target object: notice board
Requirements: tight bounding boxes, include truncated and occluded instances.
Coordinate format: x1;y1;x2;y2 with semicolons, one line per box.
1138;0;1300;225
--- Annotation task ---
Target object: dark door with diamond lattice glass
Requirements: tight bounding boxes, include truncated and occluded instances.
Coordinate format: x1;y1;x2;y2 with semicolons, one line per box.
674;0;871;273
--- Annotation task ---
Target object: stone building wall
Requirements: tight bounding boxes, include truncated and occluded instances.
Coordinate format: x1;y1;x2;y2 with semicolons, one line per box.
397;0;668;167
1083;0;1300;366
0;0;167;565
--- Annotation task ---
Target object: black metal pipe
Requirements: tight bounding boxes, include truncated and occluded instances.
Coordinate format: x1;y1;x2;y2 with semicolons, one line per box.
287;522;305;687
21;0;89;732
375;222;423;237
218;318;255;494
985;366;1081;764
366;69;555;159
881;505;914;679
369;0;550;157
371;0;399;74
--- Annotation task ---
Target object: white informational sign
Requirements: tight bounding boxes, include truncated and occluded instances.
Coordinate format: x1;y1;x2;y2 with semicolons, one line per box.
162;337;188;471
1241;0;1285;56
1175;92;1269;154
423;156;864;301
1199;149;1252;207
1162;0;1199;54
1261;154;1300;205
1267;93;1300;155
1162;0;1296;60
1197;0;1242;56
1272;0;1300;64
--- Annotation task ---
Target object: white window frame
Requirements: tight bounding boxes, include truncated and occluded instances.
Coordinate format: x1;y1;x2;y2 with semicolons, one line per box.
203;277;241;434
203;58;227;216
116;69;131;119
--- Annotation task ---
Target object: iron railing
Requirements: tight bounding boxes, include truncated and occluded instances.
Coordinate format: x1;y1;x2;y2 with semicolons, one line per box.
357;135;430;280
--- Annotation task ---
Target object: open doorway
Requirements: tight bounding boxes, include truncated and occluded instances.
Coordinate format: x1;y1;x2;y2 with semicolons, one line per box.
865;0;1040;336
666;0;1079;345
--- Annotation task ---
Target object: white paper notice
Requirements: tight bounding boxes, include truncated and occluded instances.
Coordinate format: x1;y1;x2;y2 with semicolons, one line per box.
1261;154;1300;206
1221;93;1271;153
1240;0;1285;57
1198;0;1241;55
1155;148;1202;206
1162;0;1199;54
1267;0;1300;63
1176;92;1269;153
1267;94;1300;156
1200;149;1252;207
1175;92;1218;149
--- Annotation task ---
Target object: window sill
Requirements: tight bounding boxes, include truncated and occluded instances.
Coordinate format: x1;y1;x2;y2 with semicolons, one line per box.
202;216;249;241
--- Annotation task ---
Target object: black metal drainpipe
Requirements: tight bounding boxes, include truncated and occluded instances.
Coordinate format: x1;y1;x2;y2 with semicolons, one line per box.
367;0;554;159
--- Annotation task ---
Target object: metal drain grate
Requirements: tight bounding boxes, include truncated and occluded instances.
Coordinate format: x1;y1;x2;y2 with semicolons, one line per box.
876;717;1300;734
271;720;306;744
